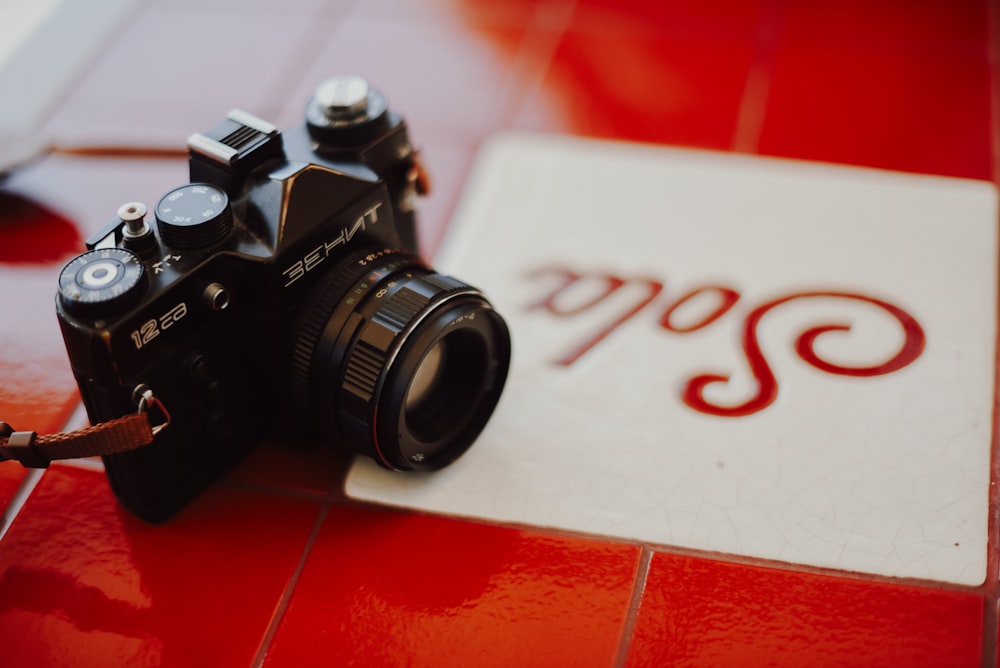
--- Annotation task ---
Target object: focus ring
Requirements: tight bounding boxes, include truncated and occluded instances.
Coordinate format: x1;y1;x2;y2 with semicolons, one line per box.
289;255;364;402
289;249;421;406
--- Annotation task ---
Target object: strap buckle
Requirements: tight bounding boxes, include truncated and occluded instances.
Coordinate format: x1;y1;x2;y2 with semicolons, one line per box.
0;422;48;469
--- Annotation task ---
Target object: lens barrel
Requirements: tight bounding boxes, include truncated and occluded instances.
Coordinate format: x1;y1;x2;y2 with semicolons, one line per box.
291;249;510;470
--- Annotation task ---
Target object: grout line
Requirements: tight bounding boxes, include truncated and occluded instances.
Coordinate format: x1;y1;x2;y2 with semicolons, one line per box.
499;0;578;130
0;468;45;542
250;502;330;668
0;399;88;542
980;2;1000;667
984;2;1000;666
614;546;652;668
983;6;1000;666
62;400;89;430
731;60;771;154
476;510;990;593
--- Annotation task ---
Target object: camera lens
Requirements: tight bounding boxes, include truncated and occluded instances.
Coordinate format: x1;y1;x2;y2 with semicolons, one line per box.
291;249;510;470
403;331;491;446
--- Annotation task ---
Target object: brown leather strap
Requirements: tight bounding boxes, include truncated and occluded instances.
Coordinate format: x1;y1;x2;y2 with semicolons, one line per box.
0;413;155;468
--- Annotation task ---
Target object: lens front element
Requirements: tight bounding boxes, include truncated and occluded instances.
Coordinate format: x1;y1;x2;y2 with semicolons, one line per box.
291;250;511;470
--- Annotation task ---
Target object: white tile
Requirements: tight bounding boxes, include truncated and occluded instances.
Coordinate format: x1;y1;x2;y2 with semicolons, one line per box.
345;133;998;586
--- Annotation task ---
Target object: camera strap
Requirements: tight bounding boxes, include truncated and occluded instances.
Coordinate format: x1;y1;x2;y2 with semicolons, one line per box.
0;390;170;469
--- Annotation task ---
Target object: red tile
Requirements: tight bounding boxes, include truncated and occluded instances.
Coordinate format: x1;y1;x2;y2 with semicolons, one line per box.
0;465;321;667
570;0;765;39
0;193;84;266
778;0;988;55
515;30;755;149
0;465;28;515
263;504;640;667
626;552;984;667
757;44;991;180
0;193;85;436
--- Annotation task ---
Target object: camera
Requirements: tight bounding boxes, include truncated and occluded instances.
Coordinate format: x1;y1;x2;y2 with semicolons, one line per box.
55;76;511;523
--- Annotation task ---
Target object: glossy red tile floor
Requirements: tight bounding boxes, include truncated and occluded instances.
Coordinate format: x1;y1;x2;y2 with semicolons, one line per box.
0;0;996;665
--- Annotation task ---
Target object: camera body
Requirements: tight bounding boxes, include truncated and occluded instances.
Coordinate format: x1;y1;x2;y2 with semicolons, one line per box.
55;77;510;523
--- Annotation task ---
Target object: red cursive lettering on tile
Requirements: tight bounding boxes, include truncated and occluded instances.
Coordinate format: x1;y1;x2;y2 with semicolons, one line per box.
526;267;926;417
659;286;741;333
526;268;664;366
683;291;926;417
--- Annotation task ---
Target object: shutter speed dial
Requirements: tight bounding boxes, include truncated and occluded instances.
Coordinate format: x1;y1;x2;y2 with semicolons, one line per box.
155;183;232;249
58;248;147;318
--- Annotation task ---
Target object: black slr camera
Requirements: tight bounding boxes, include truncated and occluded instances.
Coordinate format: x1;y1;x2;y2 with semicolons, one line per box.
55;76;511;523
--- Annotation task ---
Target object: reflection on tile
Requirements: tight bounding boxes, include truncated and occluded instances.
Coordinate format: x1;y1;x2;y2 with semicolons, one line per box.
264;504;640;667
515;30;754;149
627;551;984;667
0;465;320;667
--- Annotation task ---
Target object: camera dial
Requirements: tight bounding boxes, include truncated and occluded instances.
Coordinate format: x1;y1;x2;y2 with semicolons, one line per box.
57;248;147;318
154;183;232;249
